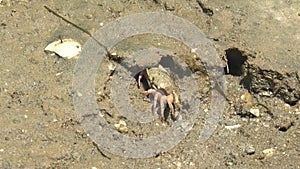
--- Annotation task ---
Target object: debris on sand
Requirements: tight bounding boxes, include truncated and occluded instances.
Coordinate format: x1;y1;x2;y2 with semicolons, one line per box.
45;38;81;59
114;120;128;133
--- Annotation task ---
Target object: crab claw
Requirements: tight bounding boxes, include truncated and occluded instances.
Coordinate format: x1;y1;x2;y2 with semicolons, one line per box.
138;74;142;88
171;110;180;121
143;89;157;96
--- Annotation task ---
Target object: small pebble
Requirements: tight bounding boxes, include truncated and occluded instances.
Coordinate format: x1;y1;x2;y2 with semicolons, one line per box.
250;107;260;117
275;118;293;132
246;146;255;155
108;63;116;72
114;120;128;133
77;92;83;97
295;108;300;115
189;162;195;166
261;91;272;97
284;103;290;109
241;91;253;103
173;161;182;168
262;148;275;157
225;124;241;130
85;14;93;19
191;48;197;53
55;72;63;76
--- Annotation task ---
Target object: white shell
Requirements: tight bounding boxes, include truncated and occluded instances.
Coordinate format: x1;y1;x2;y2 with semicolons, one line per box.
45;39;81;59
249;107;260;117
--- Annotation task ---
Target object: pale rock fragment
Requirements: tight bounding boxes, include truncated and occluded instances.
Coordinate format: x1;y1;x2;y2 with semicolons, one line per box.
45;39;81;59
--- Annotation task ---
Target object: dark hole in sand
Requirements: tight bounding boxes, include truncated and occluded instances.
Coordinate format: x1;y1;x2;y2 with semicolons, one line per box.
225;48;248;76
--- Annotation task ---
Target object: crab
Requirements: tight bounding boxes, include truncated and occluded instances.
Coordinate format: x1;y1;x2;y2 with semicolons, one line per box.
138;65;181;121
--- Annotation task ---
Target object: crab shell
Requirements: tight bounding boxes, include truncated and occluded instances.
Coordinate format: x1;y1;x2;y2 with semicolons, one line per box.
145;65;179;95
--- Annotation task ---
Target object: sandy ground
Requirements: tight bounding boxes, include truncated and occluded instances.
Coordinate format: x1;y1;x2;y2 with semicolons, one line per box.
0;0;299;168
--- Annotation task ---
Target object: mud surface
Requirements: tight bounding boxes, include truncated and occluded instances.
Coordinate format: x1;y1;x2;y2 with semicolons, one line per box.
0;0;299;168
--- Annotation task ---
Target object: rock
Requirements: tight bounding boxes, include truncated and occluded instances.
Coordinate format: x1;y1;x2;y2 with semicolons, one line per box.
250;107;260;117
241;91;254;104
245;146;255;155
114;120;128;133
275;117;294;132
262;148;275;157
224;152;237;166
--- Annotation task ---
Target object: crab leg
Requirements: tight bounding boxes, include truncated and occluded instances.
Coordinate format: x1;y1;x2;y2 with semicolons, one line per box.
138;74;142;88
144;89;159;115
159;96;167;121
138;70;151;88
167;91;181;120
167;98;175;117
145;89;167;120
152;91;159;116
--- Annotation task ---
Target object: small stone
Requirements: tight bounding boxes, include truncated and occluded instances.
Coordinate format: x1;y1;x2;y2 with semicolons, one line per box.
246;146;255;155
110;52;117;56
241;92;255;110
284;103;290;109
114;120;128;133
108;63;116;72
250;107;260;117
173;161;182;168
55;72;63;76
225;124;241;130
275;117;293;132
117;125;128;133
224;153;236;166
241;91;253;102
77;92;83;97
226;162;234;166
295;108;300;115
85;14;93;19
262;148;275;157
261;91;272;97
